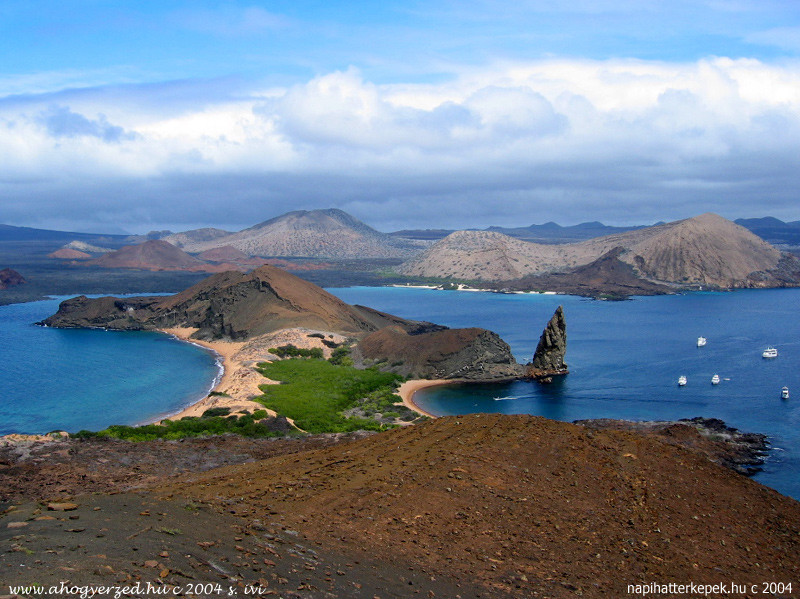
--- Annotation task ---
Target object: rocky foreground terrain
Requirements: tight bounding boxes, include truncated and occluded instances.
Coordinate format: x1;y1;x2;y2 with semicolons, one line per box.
2;414;798;598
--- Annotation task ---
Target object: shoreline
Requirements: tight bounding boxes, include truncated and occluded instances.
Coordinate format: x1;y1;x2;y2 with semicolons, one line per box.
148;328;269;423
397;379;465;418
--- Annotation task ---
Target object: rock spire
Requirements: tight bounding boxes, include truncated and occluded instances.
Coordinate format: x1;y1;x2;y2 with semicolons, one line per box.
526;306;568;382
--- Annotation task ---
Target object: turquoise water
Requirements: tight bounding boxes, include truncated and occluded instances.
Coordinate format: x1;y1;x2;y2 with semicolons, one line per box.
2;287;799;500
328;286;800;500
0;297;220;435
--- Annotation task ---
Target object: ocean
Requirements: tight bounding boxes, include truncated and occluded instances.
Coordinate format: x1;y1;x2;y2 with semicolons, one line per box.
1;287;798;499
0;296;220;436
328;286;800;500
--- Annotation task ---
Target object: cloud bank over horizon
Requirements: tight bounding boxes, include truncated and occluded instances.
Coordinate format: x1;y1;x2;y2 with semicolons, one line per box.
2;2;799;233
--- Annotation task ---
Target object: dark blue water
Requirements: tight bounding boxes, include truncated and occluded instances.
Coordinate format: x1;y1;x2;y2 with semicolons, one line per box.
0;297;220;436
328;286;800;500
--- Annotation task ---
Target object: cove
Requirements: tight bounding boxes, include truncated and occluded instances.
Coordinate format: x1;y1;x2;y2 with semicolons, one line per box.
328;286;800;500
0;296;220;436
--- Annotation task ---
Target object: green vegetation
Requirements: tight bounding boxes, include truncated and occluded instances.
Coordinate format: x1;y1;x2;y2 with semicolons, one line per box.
328;344;353;366
268;344;324;359
255;358;410;433
73;411;293;441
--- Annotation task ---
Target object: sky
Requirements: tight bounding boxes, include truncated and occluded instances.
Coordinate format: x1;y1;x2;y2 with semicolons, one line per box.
1;1;800;233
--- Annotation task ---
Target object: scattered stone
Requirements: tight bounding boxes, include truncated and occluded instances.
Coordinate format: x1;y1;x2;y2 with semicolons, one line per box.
47;502;78;511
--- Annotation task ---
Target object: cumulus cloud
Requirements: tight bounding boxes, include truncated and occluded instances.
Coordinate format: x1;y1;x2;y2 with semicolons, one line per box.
2;57;800;231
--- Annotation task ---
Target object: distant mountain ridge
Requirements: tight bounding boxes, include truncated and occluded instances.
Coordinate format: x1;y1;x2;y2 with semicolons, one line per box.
398;213;800;291
734;217;800;247
390;221;650;244
165;209;425;259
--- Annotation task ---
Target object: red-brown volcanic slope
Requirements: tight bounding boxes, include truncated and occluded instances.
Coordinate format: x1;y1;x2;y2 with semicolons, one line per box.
171;414;800;598
47;248;92;260
90;239;206;270
0;267;26;289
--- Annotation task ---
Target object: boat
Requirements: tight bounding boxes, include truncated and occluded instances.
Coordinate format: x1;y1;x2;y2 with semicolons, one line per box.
782;386;790;400
697;336;707;347
762;347;778;359
678;375;687;386
711;374;720;385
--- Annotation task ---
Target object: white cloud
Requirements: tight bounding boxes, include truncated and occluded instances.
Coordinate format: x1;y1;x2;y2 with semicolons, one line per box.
2;57;800;230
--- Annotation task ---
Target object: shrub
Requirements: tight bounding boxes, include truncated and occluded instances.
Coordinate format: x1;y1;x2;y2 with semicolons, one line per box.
255;358;403;433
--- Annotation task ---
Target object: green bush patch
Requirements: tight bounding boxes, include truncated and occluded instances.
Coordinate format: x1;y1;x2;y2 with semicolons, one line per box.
255;358;409;433
74;411;294;442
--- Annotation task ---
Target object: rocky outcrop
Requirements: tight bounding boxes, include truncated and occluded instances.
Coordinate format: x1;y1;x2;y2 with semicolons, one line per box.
0;268;26;289
575;417;770;475
525;306;568;382
354;326;522;380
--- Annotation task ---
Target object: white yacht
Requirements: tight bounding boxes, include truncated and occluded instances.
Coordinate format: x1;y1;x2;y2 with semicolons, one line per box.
711;374;720;385
697;336;707;347
678;375;687;386
762;347;778;359
781;386;789;400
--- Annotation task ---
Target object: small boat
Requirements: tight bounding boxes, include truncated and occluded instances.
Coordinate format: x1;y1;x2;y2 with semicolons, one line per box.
762;347;778;359
711;374;720;385
678;375;687;386
697;336;707;347
782;386;790;400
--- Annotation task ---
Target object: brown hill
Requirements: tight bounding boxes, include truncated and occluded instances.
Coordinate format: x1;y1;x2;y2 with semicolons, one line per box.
89;239;206;271
47;248;92;260
196;245;252;263
500;247;672;297
399;213;799;290
40;265;441;341
171;413;800;598
583;213;785;288
0;267;26;289
398;229;574;280
354;325;522;380
177;208;425;259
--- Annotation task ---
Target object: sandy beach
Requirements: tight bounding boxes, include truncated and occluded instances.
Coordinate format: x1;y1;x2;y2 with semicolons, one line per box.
396;379;464;418
157;328;270;421
155;327;348;423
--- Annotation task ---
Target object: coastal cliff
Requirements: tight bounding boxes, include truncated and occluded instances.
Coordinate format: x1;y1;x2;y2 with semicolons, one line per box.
354;325;523;380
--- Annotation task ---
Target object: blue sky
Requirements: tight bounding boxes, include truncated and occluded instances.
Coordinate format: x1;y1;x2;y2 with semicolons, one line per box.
1;1;800;233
